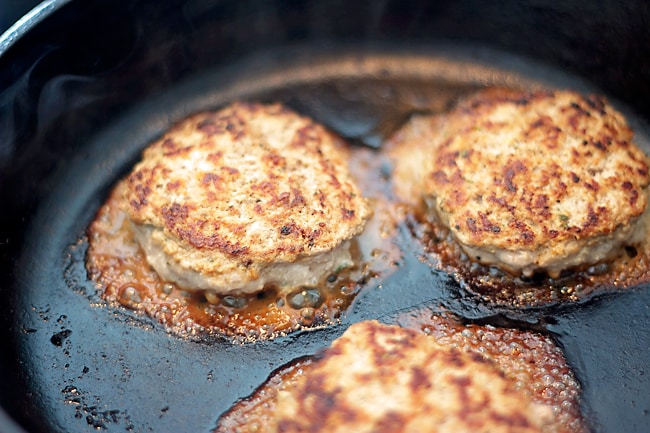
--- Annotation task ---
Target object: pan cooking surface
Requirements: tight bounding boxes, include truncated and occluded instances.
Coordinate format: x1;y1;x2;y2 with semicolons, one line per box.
9;46;650;433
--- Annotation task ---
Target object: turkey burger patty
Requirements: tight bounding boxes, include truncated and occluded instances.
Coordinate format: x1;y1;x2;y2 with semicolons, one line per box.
123;102;372;295
390;89;650;277
249;321;555;433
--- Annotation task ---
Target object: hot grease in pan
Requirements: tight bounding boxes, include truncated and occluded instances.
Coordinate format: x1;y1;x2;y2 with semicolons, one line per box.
389;88;650;307
86;102;400;340
215;313;585;433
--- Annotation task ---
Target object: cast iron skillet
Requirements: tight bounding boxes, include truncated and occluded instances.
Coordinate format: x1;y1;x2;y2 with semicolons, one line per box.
2;1;650;432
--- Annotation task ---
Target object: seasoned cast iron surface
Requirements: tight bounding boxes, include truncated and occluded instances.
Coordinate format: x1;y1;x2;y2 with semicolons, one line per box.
7;48;650;433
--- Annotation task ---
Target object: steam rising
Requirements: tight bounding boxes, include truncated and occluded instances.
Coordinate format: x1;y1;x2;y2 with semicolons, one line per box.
0;61;33;163
0;49;100;168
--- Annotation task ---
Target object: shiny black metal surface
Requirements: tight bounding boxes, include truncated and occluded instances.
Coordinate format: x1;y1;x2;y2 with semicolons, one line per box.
2;2;650;433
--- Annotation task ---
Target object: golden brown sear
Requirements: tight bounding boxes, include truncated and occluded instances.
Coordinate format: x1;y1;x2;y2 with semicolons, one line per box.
215;316;586;433
390;89;650;279
124;102;371;295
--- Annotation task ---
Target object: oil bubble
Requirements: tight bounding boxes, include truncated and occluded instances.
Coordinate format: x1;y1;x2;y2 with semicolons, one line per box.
287;287;324;309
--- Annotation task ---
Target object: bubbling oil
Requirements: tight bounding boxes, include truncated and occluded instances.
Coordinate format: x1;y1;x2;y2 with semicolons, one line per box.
85;145;401;341
411;205;650;308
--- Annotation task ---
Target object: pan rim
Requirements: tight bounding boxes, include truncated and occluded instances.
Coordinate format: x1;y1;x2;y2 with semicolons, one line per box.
0;0;70;56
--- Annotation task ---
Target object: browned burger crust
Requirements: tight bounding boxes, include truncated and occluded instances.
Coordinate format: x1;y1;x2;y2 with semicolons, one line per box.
123;102;371;293
391;88;650;277
223;321;556;433
215;314;586;433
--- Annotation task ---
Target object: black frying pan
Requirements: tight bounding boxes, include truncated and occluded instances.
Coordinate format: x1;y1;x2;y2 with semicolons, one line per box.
2;1;650;432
